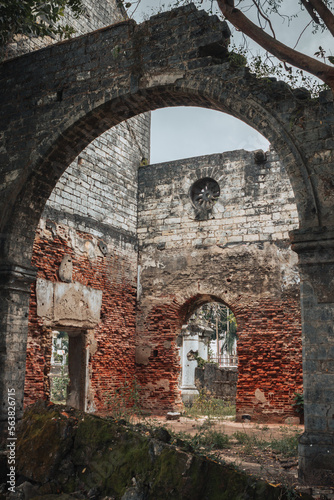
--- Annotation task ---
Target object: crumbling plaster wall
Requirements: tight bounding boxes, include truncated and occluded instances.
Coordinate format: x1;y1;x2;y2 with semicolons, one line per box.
136;150;303;422
23;0;151;412
26;115;150;411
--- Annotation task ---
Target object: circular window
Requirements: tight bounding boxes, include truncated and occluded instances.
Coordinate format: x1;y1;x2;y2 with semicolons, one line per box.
190;177;220;211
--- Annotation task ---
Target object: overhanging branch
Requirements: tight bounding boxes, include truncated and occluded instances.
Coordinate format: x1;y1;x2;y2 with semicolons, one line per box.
217;0;334;90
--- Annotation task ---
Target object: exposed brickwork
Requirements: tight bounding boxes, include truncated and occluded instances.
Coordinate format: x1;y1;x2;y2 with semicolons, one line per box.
25;226;137;413
136;151;302;422
1;3;334;482
135;301;184;412
234;298;303;422
135;293;302;421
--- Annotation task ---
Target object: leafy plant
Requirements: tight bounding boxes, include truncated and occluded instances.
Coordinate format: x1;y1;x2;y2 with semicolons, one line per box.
184;391;236;419
104;376;143;422
51;366;69;403
0;0;86;49
292;392;304;415
189;302;238;355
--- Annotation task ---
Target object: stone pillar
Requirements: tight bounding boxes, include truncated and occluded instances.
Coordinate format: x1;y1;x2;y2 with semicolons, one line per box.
180;323;213;404
291;228;334;486
180;325;199;404
0;262;36;440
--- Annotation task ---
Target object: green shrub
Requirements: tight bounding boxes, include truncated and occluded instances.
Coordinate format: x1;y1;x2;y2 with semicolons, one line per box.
184;392;236;419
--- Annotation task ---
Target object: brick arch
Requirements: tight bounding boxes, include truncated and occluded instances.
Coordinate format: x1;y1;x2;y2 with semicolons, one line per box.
2;6;330;268
136;279;302;421
181;293;229;322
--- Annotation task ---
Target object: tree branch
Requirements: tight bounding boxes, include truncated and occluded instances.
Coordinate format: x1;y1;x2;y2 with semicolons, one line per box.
300;0;321;25
307;0;334;37
217;0;334;90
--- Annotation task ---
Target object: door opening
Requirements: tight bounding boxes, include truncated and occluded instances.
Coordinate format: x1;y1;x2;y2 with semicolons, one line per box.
50;329;88;410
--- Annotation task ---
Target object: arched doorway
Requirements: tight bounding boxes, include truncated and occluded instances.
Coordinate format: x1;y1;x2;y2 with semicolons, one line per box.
179;302;238;407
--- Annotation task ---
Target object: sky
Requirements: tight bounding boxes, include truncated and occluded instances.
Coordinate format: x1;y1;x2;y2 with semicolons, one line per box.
126;0;332;164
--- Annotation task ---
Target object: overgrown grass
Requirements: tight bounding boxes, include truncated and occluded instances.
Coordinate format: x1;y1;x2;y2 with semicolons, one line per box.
168;425;230;453
183;392;236;419
232;430;300;458
168;424;299;459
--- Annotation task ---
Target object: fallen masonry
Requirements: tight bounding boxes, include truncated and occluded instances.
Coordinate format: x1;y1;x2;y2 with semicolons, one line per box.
0;401;314;500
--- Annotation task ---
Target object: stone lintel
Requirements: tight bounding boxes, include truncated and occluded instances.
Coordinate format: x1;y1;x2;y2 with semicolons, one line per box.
36;278;102;328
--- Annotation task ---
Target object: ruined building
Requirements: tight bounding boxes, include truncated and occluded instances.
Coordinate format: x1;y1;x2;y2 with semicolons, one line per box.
1;0;334;485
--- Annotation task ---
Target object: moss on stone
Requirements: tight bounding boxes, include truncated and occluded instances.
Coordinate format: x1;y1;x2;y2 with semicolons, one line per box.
16;402;313;500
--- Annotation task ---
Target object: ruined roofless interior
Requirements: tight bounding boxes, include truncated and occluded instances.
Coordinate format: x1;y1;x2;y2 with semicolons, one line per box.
1;0;334;485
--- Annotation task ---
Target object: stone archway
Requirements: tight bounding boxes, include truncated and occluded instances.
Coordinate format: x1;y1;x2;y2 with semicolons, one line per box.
1;4;333;484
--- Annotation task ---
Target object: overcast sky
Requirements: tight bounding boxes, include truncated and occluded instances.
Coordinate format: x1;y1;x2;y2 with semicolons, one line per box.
127;0;332;164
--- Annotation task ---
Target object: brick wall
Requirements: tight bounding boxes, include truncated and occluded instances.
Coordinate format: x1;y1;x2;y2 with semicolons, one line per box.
23;0;150;412
25;223;138;412
24;106;150;409
136;150;303;422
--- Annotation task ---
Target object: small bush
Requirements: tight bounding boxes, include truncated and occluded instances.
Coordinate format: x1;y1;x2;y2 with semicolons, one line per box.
292;392;304;415
198;430;230;449
184;392;236;419
270;433;299;457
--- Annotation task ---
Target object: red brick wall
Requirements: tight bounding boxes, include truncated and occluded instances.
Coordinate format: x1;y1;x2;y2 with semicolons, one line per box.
25;232;303;421
136;294;303;422
24;231;137;413
135;301;184;412
233;297;303;422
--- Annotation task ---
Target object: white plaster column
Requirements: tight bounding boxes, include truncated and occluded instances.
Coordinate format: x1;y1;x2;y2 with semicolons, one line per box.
180;325;199;404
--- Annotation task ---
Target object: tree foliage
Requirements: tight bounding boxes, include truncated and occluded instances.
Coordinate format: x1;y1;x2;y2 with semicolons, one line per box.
190;303;238;355
0;0;86;47
217;0;334;90
125;0;334;92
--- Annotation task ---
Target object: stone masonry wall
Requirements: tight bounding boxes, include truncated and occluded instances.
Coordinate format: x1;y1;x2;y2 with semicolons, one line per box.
43;114;150;239
23;0;151;411
136;150;303;422
195;365;238;404
4;0;126;60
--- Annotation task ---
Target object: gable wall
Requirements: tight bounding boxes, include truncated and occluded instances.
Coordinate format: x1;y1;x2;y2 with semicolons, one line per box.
136;150;303;422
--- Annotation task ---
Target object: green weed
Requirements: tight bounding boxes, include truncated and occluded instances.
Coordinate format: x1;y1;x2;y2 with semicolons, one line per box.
184;392;236;419
233;430;300;458
104;377;143;423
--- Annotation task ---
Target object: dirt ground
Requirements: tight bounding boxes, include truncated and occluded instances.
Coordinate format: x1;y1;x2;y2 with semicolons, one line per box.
139;415;334;500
